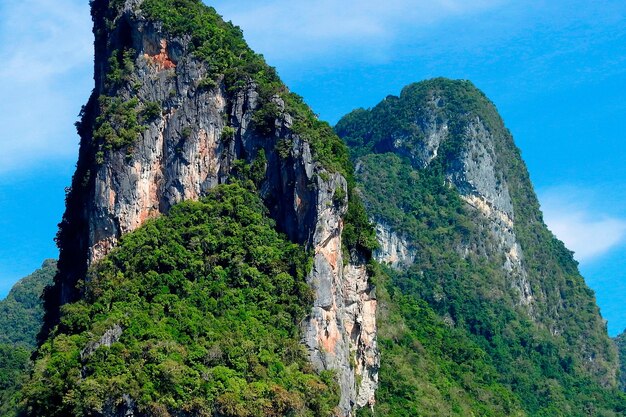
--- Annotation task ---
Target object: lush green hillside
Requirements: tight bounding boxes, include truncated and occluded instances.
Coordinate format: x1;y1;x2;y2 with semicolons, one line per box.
0;260;56;417
337;78;626;416
616;331;626;391
21;183;338;417
358;262;525;417
0;259;56;348
0;345;31;417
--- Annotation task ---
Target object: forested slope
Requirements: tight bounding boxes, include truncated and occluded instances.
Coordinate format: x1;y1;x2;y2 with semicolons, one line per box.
338;78;626;416
0;260;56;416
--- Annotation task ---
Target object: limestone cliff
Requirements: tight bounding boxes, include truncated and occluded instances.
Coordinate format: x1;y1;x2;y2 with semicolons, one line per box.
345;86;532;309
337;78;619;396
372;222;415;268
44;0;378;414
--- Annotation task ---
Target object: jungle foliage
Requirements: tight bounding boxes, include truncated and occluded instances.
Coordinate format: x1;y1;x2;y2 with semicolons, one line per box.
20;184;339;417
338;79;626;416
615;331;626;391
0;260;56;417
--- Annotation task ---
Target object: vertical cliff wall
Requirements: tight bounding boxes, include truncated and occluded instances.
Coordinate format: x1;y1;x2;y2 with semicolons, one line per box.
44;1;377;414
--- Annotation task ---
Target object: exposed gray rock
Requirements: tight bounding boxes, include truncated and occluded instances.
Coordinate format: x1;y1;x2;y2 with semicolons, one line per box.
397;95;449;169
81;324;123;360
447;118;533;308
54;1;378;415
448;119;514;217
103;394;136;417
364;92;534;309
374;222;416;268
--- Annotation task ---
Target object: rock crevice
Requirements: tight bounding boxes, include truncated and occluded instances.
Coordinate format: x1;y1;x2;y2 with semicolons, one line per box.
51;2;378;415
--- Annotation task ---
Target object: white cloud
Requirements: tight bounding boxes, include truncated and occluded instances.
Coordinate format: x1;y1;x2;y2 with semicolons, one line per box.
209;0;508;62
0;0;92;173
540;186;626;262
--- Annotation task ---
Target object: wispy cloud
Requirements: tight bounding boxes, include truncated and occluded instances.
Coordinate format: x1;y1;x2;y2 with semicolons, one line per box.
540;186;626;262
210;0;508;62
0;0;92;173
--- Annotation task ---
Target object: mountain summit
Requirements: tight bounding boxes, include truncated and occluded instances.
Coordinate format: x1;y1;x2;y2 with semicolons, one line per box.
336;78;625;415
32;0;378;415
10;2;625;417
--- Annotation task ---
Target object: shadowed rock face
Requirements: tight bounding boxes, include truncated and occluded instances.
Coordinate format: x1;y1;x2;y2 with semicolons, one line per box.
46;0;378;415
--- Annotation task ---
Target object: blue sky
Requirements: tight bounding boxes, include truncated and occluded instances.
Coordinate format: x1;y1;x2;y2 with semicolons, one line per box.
0;0;625;335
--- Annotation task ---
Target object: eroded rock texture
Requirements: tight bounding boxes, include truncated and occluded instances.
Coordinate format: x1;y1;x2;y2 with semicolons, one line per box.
337;78;619;388
373;222;416;268
356;87;534;310
49;1;377;414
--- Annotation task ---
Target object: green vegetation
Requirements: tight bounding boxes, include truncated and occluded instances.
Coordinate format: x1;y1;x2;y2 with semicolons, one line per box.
0;345;30;417
141;0;253;79
342;189;378;255
231;150;267;188
92;97;162;159
337;79;626;416
336;78;503;164
21;184;338;417
616;331;626;391
221;125;236;142
182;126;193;139
357;263;525;417
93;96;145;153
139;0;352;179
0;259;56;348
351;153;626;416
0;260;57;417
354;153;470;249
141;101;162;122
106;48;136;88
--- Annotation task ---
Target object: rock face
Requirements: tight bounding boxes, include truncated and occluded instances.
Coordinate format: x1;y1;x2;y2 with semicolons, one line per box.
48;0;378;414
81;324;123;361
302;174;379;412
373;222;415;268
336;78;619;388
362;93;533;308
447;118;533;308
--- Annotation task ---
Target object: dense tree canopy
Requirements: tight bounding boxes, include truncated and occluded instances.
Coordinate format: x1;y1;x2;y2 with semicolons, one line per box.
0;260;56;417
21;183;338;417
338;79;626;416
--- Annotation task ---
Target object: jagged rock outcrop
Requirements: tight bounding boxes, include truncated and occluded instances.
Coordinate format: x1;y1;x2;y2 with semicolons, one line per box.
336;78;620;390
372;222;415;268
345;91;533;308
45;0;378;414
81;324;123;361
